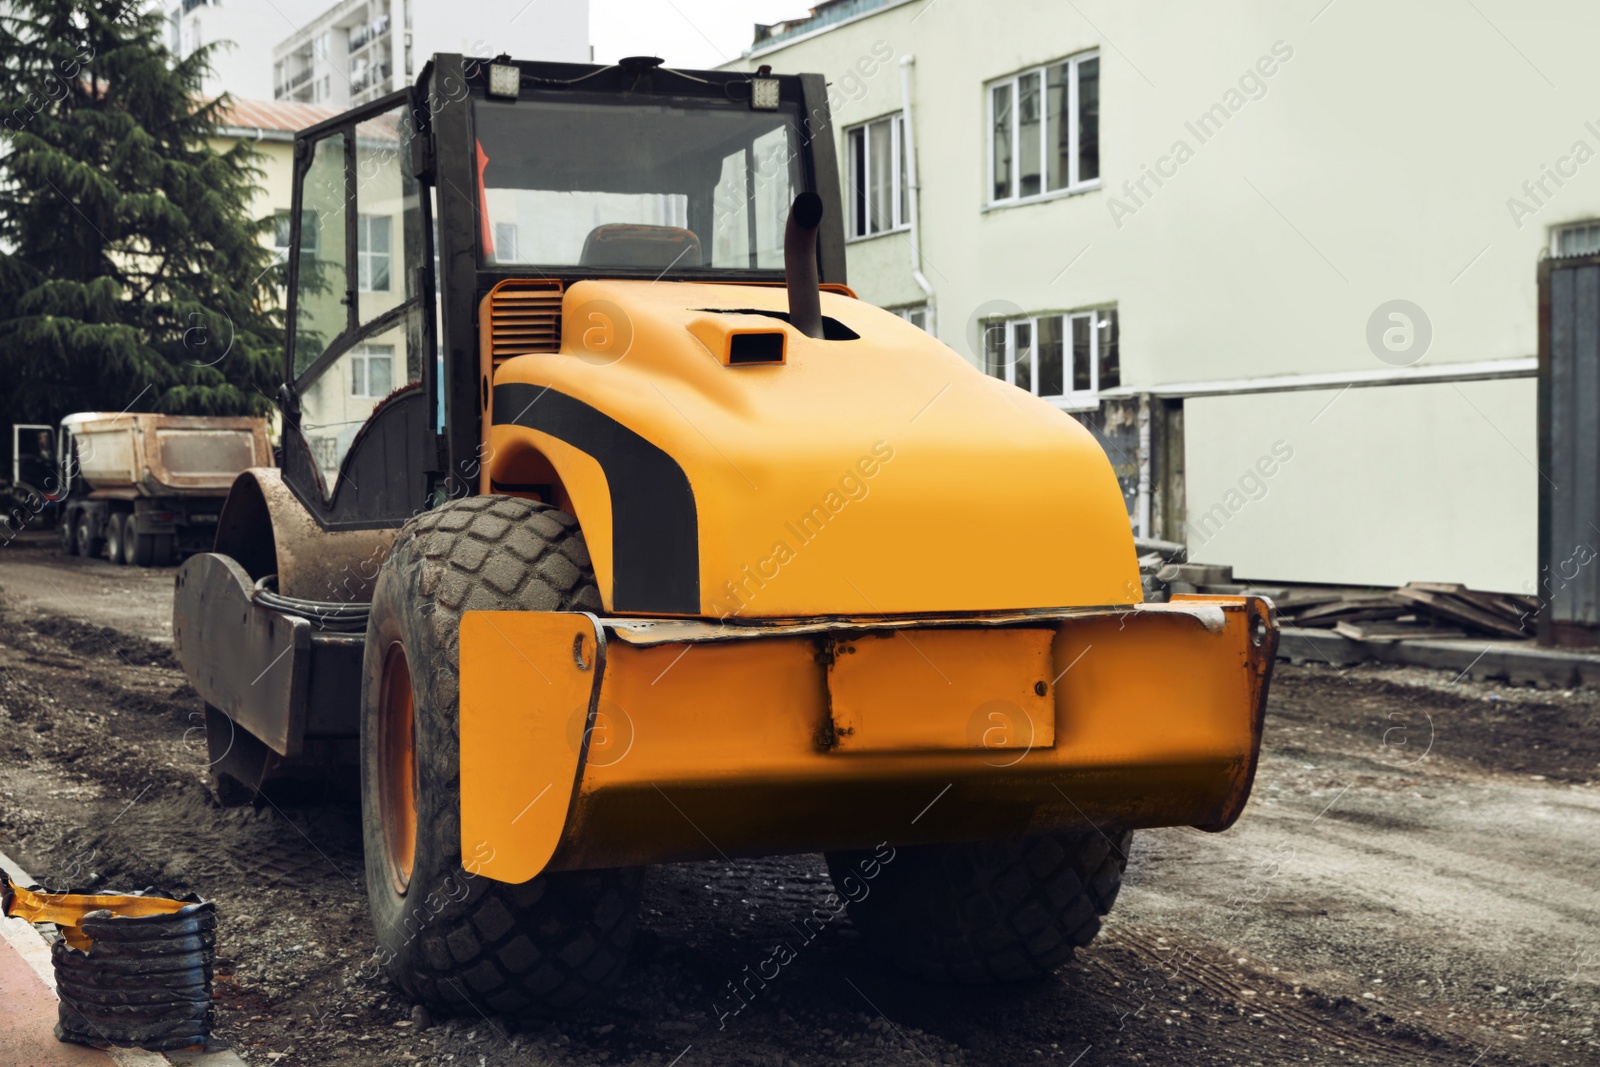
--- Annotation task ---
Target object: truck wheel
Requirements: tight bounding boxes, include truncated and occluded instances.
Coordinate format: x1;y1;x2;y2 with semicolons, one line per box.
78;512;104;560
106;513;130;565
360;495;640;1016
825;829;1134;983
60;511;79;556
131;532;156;567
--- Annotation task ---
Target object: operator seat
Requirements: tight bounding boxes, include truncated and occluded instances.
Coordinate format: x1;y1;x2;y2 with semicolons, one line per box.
579;224;702;269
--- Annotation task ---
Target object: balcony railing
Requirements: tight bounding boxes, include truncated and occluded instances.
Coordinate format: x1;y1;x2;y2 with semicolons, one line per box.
275;66;314;97
350;61;393;93
349;14;392;53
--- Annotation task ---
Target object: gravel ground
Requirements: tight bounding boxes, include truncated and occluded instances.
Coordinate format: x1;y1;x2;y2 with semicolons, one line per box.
0;538;1597;1066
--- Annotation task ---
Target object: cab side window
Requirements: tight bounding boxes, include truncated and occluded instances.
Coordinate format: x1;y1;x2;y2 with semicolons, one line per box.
286;101;431;501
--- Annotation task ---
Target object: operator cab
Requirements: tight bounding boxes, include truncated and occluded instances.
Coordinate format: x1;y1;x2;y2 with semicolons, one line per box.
275;55;842;532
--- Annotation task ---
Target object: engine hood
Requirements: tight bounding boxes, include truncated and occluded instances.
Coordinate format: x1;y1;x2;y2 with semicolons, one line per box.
486;279;1140;618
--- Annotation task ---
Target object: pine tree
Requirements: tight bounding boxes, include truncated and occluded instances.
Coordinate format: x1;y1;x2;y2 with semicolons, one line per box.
0;0;281;451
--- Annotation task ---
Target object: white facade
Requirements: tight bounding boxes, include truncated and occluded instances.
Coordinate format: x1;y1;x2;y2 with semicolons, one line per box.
273;0;590;108
722;0;1600;595
163;0;329;101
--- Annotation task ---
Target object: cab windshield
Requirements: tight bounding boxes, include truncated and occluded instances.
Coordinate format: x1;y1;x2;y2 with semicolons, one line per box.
474;94;803;274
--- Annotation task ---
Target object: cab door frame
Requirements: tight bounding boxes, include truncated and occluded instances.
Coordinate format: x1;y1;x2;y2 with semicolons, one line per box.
279;87;441;530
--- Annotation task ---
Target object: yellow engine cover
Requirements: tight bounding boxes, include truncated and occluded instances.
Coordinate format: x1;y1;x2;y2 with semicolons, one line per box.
487;280;1139;618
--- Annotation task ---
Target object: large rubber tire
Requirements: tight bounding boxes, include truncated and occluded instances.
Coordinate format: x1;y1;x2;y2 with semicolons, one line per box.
131;531;156;567
59;511;79;556
106;513;129;566
360;495;642;1017
78;512;104;560
826;829;1134;983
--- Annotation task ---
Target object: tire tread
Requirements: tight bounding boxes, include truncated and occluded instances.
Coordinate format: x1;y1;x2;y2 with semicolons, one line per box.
826;829;1133;983
362;495;641;1017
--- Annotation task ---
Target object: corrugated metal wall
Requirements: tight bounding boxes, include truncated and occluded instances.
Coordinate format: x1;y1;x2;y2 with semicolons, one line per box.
1539;256;1600;643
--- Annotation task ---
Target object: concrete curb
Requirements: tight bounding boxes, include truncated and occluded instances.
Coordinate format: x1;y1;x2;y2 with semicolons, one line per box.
1278;627;1600;686
0;847;248;1067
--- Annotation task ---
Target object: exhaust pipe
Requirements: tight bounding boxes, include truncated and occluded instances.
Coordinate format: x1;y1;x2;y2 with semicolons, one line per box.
784;192;825;339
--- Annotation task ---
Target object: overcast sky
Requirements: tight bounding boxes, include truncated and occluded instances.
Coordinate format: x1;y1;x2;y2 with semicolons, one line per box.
588;0;805;68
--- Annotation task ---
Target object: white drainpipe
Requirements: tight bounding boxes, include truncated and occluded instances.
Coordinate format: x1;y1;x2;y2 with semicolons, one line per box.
899;56;936;334
1137;393;1153;538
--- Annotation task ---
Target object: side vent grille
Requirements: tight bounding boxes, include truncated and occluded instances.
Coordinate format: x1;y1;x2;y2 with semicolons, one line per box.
488;279;564;362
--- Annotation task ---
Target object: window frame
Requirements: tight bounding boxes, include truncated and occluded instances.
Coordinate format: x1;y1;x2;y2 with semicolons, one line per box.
472;93;808;277
349;344;395;399
492;221;520;262
1553;220;1600;257
985;50;1100;209
891;305;928;330
283;88;431;418
284;88;425;388
274;208;319;271
356;212;392;292
984;307;1118;407
705;125;793;270
845;112;908;241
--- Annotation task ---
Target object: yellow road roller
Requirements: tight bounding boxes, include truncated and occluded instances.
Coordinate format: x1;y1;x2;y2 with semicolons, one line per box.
173;52;1276;1015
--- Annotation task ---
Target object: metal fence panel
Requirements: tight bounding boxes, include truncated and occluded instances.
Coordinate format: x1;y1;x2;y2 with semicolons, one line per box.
1539;256;1600;641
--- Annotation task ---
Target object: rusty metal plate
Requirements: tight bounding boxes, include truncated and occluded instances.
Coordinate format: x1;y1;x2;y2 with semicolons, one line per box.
826;628;1056;754
173;552;310;756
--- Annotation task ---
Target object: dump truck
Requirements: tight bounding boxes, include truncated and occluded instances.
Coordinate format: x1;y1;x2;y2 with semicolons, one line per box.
172;54;1277;1015
40;413;272;566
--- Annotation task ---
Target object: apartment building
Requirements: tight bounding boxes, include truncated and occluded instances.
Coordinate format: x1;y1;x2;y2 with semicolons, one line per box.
164;0;329;100
272;0;589;109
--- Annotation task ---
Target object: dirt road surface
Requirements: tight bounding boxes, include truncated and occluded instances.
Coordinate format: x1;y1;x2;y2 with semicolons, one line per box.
0;537;1597;1066
0;533;177;644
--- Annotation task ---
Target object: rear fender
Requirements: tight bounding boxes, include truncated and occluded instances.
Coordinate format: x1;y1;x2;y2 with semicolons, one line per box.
214;468;395;601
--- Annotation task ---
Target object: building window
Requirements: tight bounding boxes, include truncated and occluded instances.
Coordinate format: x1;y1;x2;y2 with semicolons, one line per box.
846;114;908;238
984;308;1118;400
1555;221;1600;257
350;345;394;398
893;305;928;330
494;222;519;262
274;208;318;271
309;435;340;470
357;214;391;292
988;51;1099;205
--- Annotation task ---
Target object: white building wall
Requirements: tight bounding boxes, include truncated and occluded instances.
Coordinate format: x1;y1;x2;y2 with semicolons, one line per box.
163;0;329;100
724;0;1600;595
1185;380;1538;593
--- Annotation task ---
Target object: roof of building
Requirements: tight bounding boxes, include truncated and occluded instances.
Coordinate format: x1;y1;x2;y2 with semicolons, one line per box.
751;0;902;52
214;98;339;140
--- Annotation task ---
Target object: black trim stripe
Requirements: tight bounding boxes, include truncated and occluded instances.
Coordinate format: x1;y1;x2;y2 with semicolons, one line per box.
494;383;699;614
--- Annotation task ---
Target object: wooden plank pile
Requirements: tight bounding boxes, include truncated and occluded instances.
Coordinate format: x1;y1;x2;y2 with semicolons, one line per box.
1277;582;1537;641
